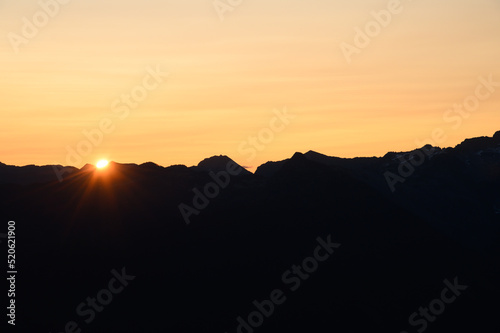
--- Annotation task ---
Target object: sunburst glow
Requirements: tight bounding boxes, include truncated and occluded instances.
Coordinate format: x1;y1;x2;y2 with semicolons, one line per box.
96;159;109;169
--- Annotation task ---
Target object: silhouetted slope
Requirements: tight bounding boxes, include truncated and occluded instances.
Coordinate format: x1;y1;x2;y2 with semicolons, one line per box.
0;162;78;185
255;158;289;177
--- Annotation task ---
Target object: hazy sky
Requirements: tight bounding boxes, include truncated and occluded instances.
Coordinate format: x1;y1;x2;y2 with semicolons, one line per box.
1;0;499;170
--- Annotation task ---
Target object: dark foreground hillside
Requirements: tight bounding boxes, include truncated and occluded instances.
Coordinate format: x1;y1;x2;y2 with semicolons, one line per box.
1;132;500;332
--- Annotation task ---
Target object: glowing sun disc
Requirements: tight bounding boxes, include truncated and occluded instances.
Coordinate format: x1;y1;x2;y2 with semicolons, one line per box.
96;159;109;169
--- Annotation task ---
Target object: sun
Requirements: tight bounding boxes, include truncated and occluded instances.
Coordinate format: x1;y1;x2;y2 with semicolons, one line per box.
96;159;109;169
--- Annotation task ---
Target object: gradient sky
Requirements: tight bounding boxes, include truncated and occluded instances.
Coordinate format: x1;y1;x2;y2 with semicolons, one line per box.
1;0;499;170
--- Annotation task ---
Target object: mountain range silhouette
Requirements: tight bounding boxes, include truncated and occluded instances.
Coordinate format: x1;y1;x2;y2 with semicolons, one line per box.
1;131;499;332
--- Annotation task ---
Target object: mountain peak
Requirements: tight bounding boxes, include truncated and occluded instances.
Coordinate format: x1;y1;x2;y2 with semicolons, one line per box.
197;155;233;168
290;152;305;160
196;155;251;175
493;130;500;143
81;163;97;171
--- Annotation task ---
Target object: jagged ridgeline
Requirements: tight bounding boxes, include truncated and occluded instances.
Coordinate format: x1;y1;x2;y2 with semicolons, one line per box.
1;131;499;332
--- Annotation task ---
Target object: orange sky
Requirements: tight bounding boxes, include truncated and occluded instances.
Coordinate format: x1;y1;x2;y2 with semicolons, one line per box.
1;0;499;171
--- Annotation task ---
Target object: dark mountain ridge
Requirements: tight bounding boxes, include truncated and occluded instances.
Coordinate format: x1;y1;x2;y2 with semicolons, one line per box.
3;131;499;186
1;131;499;332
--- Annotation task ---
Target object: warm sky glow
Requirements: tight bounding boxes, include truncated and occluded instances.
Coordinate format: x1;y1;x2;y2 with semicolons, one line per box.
1;0;499;170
